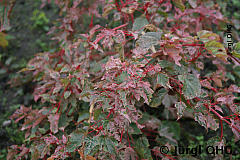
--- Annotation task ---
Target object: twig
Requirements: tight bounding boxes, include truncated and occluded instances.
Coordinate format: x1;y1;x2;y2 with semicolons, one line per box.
227;52;240;65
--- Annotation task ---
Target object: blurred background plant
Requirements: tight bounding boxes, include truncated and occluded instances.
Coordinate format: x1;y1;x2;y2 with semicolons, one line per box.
0;0;58;159
0;0;240;159
31;9;49;31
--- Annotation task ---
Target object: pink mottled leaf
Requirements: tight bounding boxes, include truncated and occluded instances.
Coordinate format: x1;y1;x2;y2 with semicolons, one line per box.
124;147;138;160
48;113;60;134
163;44;182;66
175;102;187;120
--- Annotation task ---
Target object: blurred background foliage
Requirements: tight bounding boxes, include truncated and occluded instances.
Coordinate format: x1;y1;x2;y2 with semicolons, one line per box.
0;0;240;159
0;0;58;158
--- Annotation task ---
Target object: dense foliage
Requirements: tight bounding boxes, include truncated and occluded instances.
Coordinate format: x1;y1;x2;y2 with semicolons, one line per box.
1;0;240;159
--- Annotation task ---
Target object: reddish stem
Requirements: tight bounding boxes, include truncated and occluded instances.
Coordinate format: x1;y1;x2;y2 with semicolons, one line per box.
127;130;131;147
208;105;240;133
112;23;128;30
120;128;124;142
56;83;70;113
220;119;223;141
182;43;204;47
227;52;240;65
130;13;134;24
115;0;121;12
89;13;94;29
152;149;176;160
189;47;202;62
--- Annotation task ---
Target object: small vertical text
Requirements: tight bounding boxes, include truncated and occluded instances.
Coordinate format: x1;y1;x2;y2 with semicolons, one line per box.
225;24;233;52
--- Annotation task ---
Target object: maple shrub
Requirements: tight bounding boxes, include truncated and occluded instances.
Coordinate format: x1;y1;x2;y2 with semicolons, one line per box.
6;0;240;159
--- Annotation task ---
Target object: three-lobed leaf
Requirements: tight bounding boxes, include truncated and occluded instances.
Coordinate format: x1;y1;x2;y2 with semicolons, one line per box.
205;41;228;60
136;32;162;51
178;74;201;99
150;88;167;108
132;16;149;32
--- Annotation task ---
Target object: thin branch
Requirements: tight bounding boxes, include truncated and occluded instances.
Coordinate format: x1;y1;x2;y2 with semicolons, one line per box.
227;52;240;65
209;106;240;133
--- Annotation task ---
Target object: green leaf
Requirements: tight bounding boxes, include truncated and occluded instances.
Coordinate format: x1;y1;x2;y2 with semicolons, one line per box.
136;32;162;50
172;0;185;12
90;61;102;73
58;113;73;130
132;16;149;32
115;71;129;83
0;68;6;75
129;123;142;134
103;137;116;155
173;64;188;75
226;72;235;81
175;102;187;120
232;42;240;58
77;112;89;122
233;66;240;79
70;132;84;144
65;143;76;153
205;41;227;60
138;112;152;124
178;74;201;99
135;137;153;160
71;97;77;107
38;128;47;135
94;108;102;120
197;30;220;43
154;73;169;90
66;131;84;152
64;91;71;99
160;121;180;143
84;137;99;155
150;88;167;108
60;65;70;73
102;119;110;129
0;32;8;47
157;10;168;17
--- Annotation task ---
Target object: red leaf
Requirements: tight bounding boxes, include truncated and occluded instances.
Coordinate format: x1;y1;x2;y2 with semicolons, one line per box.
163;44;182;66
